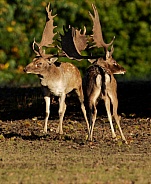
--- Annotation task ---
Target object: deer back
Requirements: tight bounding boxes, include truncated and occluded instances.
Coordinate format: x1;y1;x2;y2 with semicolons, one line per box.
83;62;120;105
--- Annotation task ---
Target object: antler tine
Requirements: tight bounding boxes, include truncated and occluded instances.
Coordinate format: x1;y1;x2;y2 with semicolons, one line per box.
83;26;86;35
89;4;115;51
109;44;114;57
32;38;41;56
46;2;57;21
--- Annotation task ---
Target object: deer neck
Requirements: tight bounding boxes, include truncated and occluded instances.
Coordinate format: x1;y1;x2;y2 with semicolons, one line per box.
39;63;61;87
94;58;108;69
41;63;60;77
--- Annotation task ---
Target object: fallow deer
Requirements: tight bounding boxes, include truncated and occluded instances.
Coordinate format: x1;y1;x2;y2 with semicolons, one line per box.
84;4;127;143
24;3;89;134
60;4;127;143
83;60;127;142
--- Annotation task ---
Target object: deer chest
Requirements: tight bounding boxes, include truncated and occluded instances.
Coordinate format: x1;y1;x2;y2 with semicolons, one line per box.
40;78;65;96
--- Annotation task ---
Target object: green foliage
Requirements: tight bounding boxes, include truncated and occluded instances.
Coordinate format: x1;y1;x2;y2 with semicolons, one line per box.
0;0;151;86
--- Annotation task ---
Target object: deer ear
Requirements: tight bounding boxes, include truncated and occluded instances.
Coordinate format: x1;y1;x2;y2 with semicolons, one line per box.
48;57;58;64
88;59;97;64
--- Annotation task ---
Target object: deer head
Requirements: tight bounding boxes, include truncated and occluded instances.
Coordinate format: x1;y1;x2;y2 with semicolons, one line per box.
24;57;58;75
88;4;126;75
88;45;126;75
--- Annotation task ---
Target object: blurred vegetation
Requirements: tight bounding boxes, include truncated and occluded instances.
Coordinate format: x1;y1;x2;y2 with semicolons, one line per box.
0;0;151;86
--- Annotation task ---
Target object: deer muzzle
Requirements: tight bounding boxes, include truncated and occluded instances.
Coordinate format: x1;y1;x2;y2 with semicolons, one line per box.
23;66;31;73
23;67;27;72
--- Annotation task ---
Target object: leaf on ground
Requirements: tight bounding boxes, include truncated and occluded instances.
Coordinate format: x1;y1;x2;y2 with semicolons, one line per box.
0;134;5;140
23;120;31;127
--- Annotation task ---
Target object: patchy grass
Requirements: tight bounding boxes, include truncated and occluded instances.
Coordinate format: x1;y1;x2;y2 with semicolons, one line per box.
0;118;151;184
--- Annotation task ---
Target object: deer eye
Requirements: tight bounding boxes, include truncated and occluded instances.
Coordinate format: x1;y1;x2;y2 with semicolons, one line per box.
113;62;117;66
35;62;42;67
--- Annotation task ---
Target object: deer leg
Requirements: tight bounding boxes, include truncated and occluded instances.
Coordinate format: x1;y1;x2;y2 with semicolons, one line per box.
88;88;100;141
110;94;127;143
104;95;117;139
75;87;90;136
88;78;101;141
44;96;51;133
56;94;66;134
88;102;97;141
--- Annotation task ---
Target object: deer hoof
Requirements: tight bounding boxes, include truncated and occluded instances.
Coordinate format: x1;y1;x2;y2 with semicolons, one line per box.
42;129;47;134
112;136;117;142
123;139;128;144
87;135;93;142
56;127;63;134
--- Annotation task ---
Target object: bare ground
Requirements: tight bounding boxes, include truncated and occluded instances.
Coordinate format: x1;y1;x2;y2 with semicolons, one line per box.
0;81;151;184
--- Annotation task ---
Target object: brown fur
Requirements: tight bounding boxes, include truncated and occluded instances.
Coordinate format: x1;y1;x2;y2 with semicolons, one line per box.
24;57;89;134
83;63;127;143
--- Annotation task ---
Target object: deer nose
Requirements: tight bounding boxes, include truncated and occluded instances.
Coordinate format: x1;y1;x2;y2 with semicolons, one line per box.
23;67;27;72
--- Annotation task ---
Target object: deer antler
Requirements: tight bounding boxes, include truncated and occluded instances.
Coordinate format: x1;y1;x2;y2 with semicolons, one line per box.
60;26;89;60
60;4;115;60
60;25;102;60
73;26;87;53
89;4;115;52
33;3;57;58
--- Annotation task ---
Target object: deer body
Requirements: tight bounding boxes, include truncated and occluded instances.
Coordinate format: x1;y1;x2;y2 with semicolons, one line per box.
24;3;89;134
24;57;89;134
25;58;82;95
83;61;127;143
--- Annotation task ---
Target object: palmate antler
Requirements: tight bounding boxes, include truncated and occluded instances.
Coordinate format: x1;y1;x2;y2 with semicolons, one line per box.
89;4;116;60
60;4;115;61
33;3;57;58
60;26;90;60
73;26;87;53
60;26;102;60
89;4;115;52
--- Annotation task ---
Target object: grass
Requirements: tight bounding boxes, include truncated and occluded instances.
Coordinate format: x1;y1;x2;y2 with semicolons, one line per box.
0;128;151;184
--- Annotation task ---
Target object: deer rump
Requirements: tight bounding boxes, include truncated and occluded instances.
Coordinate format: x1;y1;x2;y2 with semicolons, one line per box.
83;64;107;101
83;64;112;122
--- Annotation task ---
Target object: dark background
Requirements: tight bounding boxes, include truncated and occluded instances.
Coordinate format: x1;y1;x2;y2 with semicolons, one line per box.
0;81;151;121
